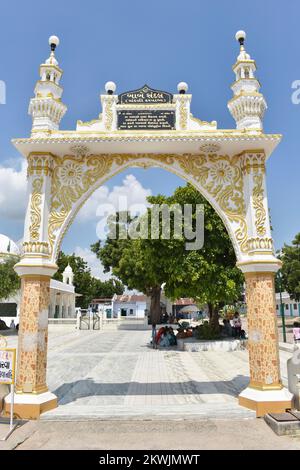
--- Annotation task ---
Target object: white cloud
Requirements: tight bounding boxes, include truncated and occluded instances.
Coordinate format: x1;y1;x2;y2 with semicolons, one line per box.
77;174;152;222
0;160;27;220
74;246;112;281
0;167;151;225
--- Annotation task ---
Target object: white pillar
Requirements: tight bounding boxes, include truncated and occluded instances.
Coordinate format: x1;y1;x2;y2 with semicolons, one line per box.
58;295;63;318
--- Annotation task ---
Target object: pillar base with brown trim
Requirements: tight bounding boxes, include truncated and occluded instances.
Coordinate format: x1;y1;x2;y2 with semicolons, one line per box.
4;391;57;420
239;386;293;417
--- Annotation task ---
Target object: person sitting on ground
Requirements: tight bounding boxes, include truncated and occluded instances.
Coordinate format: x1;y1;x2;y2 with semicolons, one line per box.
159;327;170;347
155;326;165;345
232;312;242;338
167;327;177;346
240;329;247;340
222;318;232;337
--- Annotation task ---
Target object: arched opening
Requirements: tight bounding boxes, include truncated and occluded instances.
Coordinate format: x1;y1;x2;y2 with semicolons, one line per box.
42;163;249;418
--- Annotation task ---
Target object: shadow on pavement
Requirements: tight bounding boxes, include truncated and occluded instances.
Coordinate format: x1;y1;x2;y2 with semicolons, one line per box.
53;375;249;405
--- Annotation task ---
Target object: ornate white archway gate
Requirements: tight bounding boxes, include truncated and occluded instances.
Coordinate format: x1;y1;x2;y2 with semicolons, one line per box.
5;32;293;418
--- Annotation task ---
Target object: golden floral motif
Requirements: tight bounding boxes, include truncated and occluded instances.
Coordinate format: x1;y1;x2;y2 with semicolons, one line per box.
178;96;188;130
199;143;221;153
210;161;234;186
252;173;266;237
48;152;249;258
104;96;114;131
177;154;248;252
29;177;44;241
48;154;132;255
59;161;83;186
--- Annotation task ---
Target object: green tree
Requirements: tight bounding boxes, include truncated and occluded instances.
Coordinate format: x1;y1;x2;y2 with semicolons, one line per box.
280;233;300;301
54;252;124;308
91;218;170;324
0;256;21;300
92;184;244;328
149;185;244;330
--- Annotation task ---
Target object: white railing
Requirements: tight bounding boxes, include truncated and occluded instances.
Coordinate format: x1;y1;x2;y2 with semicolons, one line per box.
48;318;77;325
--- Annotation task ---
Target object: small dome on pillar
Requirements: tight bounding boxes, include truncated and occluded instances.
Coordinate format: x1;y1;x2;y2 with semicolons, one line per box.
64;264;73;273
63;264;74;285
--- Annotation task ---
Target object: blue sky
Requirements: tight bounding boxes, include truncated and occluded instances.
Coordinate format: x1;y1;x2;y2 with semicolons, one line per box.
0;0;299;274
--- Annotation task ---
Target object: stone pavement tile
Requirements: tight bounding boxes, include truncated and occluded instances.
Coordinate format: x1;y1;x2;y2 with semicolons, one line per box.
0;421;37;450
7;327;296;421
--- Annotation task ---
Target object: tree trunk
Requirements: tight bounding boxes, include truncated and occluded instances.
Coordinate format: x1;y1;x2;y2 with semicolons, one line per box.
150;286;161;324
208;303;219;333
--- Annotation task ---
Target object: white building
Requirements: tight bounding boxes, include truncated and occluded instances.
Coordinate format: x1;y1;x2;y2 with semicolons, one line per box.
275;292;300;318
90;294;147;319
89;298;114;318
0;234;78;327
113;294;147;318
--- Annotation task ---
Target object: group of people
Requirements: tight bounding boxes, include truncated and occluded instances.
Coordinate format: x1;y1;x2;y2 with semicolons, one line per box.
151;324;177;348
222;312;245;339
161;312;175;324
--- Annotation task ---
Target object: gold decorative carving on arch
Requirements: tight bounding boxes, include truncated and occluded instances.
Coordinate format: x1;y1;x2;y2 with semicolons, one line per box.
240;150;267;238
252;173;267;237
27;153;54;176
241;151;266;175
29;177;44;241
48;153;248;259
104;96;114;131
178;96;188;130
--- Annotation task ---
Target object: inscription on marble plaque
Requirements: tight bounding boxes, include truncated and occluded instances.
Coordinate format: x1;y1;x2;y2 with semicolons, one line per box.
117;110;175;130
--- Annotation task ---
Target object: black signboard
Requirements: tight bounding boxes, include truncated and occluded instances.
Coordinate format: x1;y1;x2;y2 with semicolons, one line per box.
117;110;175;130
118;85;173;104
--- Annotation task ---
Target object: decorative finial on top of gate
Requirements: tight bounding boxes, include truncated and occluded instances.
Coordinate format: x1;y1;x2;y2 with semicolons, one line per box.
46;35;60;66
49;35;60;50
235;30;246;47
28;35;67;135
235;30;251;61
227;30;267;131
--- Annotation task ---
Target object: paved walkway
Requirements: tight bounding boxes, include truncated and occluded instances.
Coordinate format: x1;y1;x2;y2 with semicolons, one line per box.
2;327;300;450
2;327;292;420
1;417;299;450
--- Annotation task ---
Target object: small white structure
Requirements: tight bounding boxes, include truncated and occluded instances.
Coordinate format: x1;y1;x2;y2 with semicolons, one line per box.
62;264;74;285
90;294;147;319
112;294;147;318
89;298;114;318
48;267;76;319
276;292;300;318
0;234;78;326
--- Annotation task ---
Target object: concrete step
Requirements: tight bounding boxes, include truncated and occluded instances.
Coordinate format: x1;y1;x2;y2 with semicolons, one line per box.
41;402;255;421
279;342;299;353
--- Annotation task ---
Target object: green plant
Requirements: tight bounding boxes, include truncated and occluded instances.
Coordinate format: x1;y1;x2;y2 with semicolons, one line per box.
195;322;221;340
